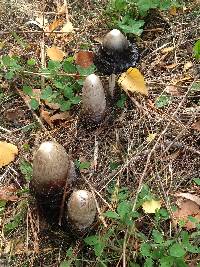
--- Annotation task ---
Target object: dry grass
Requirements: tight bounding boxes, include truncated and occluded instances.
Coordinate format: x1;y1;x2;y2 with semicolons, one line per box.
0;0;200;266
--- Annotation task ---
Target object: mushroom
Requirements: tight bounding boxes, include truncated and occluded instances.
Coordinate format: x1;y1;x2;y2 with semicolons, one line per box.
82;74;106;124
67;190;96;231
31;141;76;197
94;29;139;98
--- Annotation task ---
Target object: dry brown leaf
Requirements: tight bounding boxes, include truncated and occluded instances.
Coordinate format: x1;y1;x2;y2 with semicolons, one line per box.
169;6;177;16
46;46;65;61
57;3;67;15
61;21;74;35
50;112;70;122
161;46;175;54
165;63;178;69
75;51;94;68
0;142;18;168
44;100;60;110
165;85;181;96
183;61;193;71
0;184;19;201
40;109;53;128
45;19;64;33
173;199;200;230
191;120;200;132
176;192;200;206
118;67;148;96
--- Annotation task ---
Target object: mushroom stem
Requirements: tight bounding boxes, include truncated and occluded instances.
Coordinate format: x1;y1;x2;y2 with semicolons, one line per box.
108;73;116;99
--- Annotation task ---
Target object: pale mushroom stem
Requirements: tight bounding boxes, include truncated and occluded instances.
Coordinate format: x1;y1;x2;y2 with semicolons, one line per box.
108;73;116;99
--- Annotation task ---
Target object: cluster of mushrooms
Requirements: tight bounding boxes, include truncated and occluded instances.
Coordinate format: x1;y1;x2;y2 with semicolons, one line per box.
31;30;139;232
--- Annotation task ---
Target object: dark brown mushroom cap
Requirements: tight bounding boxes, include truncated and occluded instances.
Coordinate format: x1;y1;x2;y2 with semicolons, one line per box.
82;74;106;124
31;141;76;196
67;190;96;231
94;29;139;75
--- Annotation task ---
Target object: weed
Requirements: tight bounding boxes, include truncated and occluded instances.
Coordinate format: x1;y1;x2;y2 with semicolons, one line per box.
193;39;200;60
107;0;183;36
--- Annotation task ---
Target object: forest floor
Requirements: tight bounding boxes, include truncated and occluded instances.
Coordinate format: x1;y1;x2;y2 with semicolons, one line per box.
0;0;200;266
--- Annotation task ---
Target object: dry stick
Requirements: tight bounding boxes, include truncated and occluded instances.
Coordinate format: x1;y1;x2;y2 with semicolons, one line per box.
122;82;194;267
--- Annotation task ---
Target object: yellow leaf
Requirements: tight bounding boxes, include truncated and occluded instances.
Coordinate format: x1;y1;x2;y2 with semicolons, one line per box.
142;199;161;214
46;46;65;61
147;133;156;143
0;141;18;168
118;67;148;96
61;21;74;35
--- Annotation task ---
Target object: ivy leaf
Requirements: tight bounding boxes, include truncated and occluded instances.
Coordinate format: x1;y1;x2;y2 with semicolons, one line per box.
60;100;72;111
23;85;33;96
118;17;145;36
63;86;73;99
63;60;77;73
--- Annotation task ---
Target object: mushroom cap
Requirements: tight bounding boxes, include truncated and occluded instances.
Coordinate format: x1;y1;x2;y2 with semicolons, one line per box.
82;74;106;123
102;29;129;53
31;141;76;196
67;190;96;230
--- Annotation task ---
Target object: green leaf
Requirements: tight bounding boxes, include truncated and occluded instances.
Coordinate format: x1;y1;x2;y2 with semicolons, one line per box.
155;95;171;108
60;261;70;267
152;229;164;244
63;61;77;73
60;100;72;111
109;161;120;170
137;0;159;15
4;213;23;233
144;258;154;267
70;96;80;104
193;40;200;60
169;243;185;258
23;85;33;96
5;71;15;80
76;64;96;76
103;211;120;219
191;82;200;92
117;201;132;218
116;94;127;108
118;17;145;35
30;98;39;110
41;86;52;100
63;86;73;99
19;160;33;182
193;178;200;186
48;60;62;70
140;243;152;257
159;256;175;267
27;58;36;66
0;200;6;214
54;81;64;89
79;161;90;170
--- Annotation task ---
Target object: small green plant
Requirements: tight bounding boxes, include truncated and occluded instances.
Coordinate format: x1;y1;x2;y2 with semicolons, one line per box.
0;55;95;111
75;160;91;170
83;183;200;266
19;159;33;182
107;0;183;36
193;39;200;60
155;94;171;108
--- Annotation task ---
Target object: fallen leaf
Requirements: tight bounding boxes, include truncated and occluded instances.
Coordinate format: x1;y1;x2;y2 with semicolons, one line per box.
45;100;60;110
46;46;65;61
118;67;148;96
142;199;161;213
50;112;70;122
169;6;177;16
45;19;64;33
147;133;156;142
176;192;200;206
161;47;175;54
61;21;74;35
75;51;94;68
165;85;181;96
191;120;200;132
0;142;18;168
35;15;48;28
0;184;19;201
165;63;178;69
57;3;67;15
40;109;53;128
183;61;193;71
173;199;200;230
